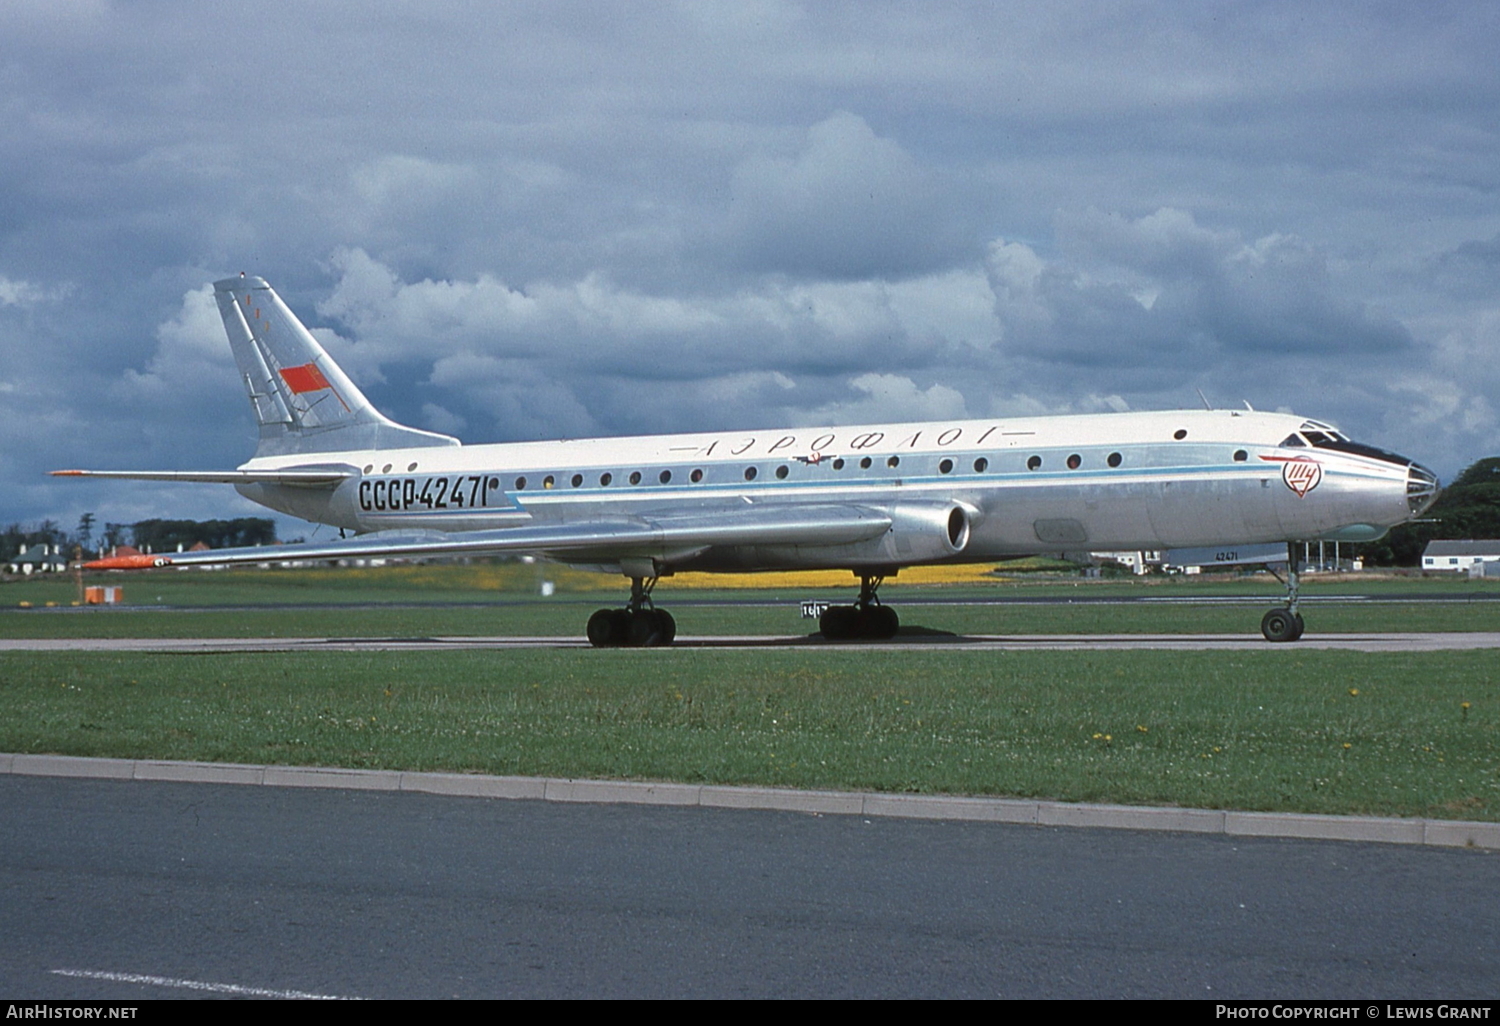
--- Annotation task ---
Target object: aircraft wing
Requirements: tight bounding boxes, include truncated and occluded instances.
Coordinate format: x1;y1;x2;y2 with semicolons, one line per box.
52;467;355;487
83;504;894;570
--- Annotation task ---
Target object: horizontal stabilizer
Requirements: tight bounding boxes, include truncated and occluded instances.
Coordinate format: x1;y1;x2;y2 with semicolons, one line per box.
52;466;355;487
83;504;893;570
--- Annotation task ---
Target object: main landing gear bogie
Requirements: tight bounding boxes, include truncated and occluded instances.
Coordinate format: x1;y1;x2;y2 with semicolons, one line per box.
819;573;900;641
587;574;676;648
587;606;676;648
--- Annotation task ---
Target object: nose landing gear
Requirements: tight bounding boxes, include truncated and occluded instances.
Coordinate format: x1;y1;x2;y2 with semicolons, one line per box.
1261;543;1306;642
587;575;676;648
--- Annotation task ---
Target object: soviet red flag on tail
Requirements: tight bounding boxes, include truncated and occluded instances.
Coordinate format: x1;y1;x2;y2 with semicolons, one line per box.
279;362;332;394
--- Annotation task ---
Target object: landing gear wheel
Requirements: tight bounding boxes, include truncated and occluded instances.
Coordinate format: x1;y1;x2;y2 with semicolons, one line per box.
652;609;676;645
587;608;617;648
609;609;633;644
1261;608;1303;643
867;604;900;639
820;605;859;640
627;609;659;647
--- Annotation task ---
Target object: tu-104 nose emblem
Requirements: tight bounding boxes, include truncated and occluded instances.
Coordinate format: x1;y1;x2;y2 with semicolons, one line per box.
1281;457;1323;498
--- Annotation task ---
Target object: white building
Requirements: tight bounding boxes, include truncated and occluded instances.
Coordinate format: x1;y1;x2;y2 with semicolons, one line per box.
1421;540;1500;575
6;544;70;575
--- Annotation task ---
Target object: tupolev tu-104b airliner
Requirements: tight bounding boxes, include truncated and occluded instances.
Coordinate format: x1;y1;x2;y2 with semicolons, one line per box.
57;274;1440;646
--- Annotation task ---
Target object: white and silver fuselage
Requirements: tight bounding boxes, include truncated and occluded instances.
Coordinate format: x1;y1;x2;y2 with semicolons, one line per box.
235;408;1436;574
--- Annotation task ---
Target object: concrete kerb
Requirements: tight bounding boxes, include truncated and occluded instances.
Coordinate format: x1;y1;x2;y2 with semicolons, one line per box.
12;753;136;779
402;771;546;801
3;752;1496;851
701;785;864;815
1226;810;1427;845
135;760;267;786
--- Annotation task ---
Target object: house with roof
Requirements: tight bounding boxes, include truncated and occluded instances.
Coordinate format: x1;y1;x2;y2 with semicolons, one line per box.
7;543;71;575
1421;540;1500;576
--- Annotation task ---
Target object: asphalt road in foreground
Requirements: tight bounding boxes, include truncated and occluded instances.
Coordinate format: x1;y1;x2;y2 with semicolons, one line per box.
3;776;1496;999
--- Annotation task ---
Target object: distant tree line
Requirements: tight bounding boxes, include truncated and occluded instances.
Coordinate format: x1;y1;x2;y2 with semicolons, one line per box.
128;518;278;553
1355;456;1500;566
2;516;276;562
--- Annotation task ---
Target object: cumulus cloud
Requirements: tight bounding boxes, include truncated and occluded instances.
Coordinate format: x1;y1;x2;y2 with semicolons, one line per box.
303;249;1004;437
803;373;969;426
117;284;237;394
982;208;1419;415
427;352;600;441
721;112;973;279
0;276;47;308
105;285;252;464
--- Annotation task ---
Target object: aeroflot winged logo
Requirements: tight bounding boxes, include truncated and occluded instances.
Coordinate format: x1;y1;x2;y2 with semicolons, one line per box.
1280;457;1323;498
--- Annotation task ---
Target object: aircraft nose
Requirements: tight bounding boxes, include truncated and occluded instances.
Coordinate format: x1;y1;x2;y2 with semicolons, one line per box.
1405;461;1440;517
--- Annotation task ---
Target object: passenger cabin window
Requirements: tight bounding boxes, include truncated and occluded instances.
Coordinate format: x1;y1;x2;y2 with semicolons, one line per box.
973;457;988;473
629;471;642;485
1233;450;1248;462
775;465;789;479
1173;429;1187;440
690;468;703;483
744;466;757;481
1107;452;1122;467
571;474;584;487
515;476;527;490
1066;454;1081;470
599;472;612;486
860;457;873;469
939;458;954;474
659;470;672;484
1027;455;1042;471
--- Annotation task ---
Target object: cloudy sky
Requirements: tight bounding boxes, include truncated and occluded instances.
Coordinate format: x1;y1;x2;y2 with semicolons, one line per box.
2;0;1497;537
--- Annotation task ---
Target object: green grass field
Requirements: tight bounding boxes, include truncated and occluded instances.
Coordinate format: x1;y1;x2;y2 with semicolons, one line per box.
1;564;1496;820
2;648;1495;821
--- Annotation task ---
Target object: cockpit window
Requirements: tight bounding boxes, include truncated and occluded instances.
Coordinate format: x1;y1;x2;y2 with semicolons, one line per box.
1286;426;1412;466
1312;436;1412;465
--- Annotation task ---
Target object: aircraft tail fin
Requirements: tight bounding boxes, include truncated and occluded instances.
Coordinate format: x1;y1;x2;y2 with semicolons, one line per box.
213;275;459;457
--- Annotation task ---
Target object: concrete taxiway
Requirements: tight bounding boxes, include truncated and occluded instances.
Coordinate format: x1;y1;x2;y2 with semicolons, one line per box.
5;631;1500;652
